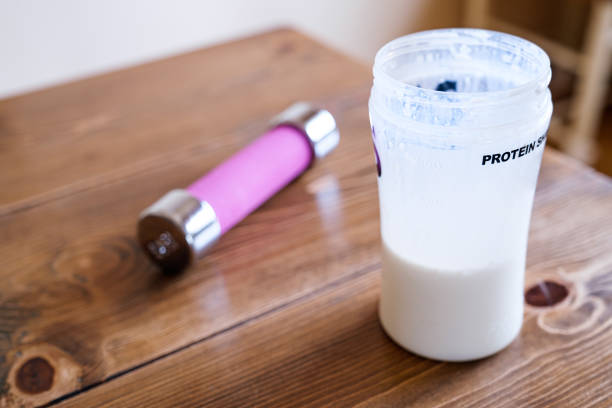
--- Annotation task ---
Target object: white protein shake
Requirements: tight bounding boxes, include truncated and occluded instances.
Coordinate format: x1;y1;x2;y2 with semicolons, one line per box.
380;244;524;361
369;29;552;361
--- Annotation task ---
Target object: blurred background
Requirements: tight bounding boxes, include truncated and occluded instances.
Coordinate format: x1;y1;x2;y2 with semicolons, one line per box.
1;0;610;174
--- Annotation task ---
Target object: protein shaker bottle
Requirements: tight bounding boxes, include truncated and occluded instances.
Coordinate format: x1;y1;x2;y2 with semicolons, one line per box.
369;29;552;361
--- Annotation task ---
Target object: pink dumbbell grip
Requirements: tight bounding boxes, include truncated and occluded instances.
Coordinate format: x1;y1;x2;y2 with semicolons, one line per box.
186;125;313;233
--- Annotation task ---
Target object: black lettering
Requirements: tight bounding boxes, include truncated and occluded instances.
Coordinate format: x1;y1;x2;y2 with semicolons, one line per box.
537;135;546;147
481;136;548;165
528;142;536;153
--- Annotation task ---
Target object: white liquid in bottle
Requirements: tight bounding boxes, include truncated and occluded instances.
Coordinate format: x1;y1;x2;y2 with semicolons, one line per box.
380;244;524;361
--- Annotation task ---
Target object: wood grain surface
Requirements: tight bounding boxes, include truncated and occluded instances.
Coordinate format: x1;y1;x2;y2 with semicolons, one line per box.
1;28;611;408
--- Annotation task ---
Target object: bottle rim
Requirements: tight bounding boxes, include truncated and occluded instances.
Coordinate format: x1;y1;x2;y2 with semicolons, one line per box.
372;28;551;108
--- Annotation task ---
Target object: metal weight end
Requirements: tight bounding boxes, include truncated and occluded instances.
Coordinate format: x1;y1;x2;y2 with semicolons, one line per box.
271;102;340;160
137;189;221;272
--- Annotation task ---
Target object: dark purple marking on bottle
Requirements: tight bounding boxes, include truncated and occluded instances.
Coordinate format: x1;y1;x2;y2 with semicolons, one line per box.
371;126;381;177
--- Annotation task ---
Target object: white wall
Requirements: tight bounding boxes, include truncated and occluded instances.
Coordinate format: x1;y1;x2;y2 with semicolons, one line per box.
0;0;461;99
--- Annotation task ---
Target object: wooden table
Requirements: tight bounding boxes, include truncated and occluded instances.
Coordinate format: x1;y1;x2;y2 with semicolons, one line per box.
1;29;611;408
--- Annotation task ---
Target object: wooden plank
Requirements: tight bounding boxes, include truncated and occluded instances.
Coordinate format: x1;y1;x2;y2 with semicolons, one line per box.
0;29;377;407
488;17;582;72
55;150;612;407
0;28;368;213
464;0;490;28
563;0;612;163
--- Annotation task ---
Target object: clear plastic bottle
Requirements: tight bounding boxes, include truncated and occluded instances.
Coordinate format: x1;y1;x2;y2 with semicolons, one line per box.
369;29;552;361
